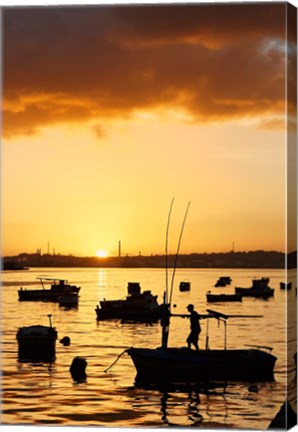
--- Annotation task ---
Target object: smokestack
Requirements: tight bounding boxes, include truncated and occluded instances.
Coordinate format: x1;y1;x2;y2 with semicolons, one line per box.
118;241;121;258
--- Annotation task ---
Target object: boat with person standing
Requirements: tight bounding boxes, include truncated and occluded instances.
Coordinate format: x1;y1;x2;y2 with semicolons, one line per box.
127;306;277;386
126;200;277;387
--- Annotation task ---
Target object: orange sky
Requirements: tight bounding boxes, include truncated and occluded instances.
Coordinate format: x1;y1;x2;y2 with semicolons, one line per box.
1;2;297;257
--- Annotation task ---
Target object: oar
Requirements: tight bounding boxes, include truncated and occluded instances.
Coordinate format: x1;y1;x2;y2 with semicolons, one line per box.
171;311;263;319
206;309;263;319
206;309;229;319
171;313;231;320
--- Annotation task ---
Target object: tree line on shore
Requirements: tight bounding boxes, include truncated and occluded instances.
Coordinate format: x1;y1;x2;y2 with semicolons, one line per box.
2;250;296;269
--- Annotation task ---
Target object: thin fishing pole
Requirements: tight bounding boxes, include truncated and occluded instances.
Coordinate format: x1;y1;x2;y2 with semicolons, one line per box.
169;201;191;307
165;198;175;303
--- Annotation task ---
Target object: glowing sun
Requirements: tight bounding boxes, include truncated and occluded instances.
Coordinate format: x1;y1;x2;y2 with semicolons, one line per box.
96;249;108;258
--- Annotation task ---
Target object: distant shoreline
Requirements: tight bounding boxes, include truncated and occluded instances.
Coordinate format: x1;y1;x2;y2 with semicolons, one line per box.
2;250;297;270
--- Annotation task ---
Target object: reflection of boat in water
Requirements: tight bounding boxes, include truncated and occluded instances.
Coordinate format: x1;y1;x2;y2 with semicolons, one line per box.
215;277;232;287
206;292;242;303
160;390;203;426
179;281;191;292
127;201;277;387
134;382;228;427
95;282;166;322
58;292;79;307
235;277;274;299
18;277;80;302
16;314;58;362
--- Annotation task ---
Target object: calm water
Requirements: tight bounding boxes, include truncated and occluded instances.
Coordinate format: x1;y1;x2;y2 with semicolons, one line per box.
1;267;296;429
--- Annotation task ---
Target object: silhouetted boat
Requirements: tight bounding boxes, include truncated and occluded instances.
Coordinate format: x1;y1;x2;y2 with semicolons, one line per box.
215;276;232;287
128;345;276;385
127;202;277;386
280;282;292;290
18;277;80;302
3;261;29;271
179;281;191;292
16;315;58;362
235;277;274;299
127;309;277;386
206;292;242;302
95;282;166;322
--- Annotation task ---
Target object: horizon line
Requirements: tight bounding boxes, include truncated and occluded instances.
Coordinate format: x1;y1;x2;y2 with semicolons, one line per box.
2;249;295;259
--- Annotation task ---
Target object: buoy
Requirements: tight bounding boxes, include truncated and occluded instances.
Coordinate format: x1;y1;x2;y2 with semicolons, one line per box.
70;356;87;382
60;336;71;346
248;385;259;393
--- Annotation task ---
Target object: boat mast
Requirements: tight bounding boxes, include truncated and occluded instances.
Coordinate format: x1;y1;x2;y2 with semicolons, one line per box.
165;198;175;304
161;201;191;350
161;198;175;349
169;201;191;307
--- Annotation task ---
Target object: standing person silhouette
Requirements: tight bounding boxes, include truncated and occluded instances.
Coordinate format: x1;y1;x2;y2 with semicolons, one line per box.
186;304;201;350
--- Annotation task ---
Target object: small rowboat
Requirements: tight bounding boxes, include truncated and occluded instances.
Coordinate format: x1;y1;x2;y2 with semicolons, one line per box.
206;292;242;302
179;281;191;292
215;276;232;287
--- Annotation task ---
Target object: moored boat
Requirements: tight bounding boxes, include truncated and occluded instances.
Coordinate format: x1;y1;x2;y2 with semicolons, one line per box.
206;292;242;302
126;202;277;387
235;277;274;299
215;276;232;287
127;345;276;385
18;277;80;302
127;308;277;386
16;314;58;362
95;282;166;322
179;281;191;292
280;282;292;290
3;261;29;271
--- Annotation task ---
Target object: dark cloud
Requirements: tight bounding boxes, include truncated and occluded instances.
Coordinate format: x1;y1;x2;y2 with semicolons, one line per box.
2;3;294;138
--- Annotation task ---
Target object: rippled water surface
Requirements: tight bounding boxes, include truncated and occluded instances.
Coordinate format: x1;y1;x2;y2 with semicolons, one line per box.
1;267;296;429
